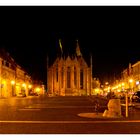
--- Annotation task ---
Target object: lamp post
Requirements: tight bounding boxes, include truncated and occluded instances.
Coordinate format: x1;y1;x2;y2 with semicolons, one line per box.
11;80;15;96
125;79;133;117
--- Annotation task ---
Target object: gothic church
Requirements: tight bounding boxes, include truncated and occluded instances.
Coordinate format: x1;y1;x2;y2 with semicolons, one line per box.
47;40;92;96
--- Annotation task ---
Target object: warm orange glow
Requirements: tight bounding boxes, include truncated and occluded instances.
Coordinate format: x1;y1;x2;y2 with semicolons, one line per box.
95;88;99;93
28;85;32;89
122;83;125;86
117;89;121;92
16;83;20;86
129;79;133;83
11;80;15;85
22;83;26;87
105;82;109;85
36;87;40;92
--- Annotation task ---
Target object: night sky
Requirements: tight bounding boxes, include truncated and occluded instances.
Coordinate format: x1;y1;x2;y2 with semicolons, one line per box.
0;6;140;85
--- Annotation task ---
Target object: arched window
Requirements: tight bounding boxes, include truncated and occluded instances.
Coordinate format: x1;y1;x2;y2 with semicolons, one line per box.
61;67;64;88
74;66;77;87
67;67;71;88
80;69;83;89
56;64;58;82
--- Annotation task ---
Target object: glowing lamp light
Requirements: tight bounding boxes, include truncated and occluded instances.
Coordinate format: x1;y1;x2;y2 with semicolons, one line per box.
105;82;109;85
129;79;133;83
95;88;99;93
136;81;139;85
11;80;15;85
28;85;32;89
36;88;40;92
22;83;26;87
117;89;121;92
122;83;125;86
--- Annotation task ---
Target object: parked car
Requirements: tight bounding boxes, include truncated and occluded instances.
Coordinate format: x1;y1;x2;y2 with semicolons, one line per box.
17;93;26;97
132;91;140;102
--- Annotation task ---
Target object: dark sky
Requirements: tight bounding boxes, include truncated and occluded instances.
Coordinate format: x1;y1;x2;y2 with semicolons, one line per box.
0;6;140;85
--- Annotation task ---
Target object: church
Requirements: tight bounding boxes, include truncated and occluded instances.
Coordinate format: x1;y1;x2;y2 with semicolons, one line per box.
47;40;93;96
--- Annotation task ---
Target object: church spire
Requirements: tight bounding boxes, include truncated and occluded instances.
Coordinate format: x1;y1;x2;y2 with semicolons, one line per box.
76;40;82;57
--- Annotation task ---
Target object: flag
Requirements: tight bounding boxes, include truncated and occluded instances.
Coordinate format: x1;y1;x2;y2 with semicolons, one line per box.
76;40;82;56
59;39;63;53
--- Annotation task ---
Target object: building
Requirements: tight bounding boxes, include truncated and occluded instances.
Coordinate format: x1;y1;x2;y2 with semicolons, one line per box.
121;61;140;92
0;49;32;97
131;61;140;91
47;41;93;96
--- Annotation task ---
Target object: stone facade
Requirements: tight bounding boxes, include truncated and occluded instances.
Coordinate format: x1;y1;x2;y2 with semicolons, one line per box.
121;62;140;92
47;41;93;96
0;49;32;97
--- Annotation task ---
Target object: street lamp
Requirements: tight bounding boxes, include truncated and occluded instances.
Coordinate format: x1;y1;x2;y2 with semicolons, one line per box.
125;79;134;117
105;82;109;86
28;85;32;89
122;83;125;86
11;80;15;96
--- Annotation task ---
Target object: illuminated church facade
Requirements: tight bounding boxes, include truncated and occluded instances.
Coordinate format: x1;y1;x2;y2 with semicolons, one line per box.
47;41;93;96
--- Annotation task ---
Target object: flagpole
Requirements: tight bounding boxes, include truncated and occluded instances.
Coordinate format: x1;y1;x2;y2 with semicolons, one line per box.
59;39;63;58
46;54;49;92
90;53;92;96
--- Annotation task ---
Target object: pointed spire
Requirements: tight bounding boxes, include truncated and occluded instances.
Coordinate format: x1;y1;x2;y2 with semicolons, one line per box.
76;40;82;57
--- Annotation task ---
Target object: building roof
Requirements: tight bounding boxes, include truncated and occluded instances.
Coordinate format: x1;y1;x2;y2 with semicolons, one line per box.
132;61;140;67
0;48;31;77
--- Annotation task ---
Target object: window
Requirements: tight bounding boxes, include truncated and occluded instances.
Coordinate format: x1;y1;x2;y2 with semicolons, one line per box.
67;67;71;88
56;64;58;82
80;69;83;89
61;67;64;88
74;66;77;87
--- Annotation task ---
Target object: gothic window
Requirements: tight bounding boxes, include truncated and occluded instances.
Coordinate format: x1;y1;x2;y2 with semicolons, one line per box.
74;66;77;87
80;69;83;89
56;64;58;82
61;67;64;88
67;66;71;88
